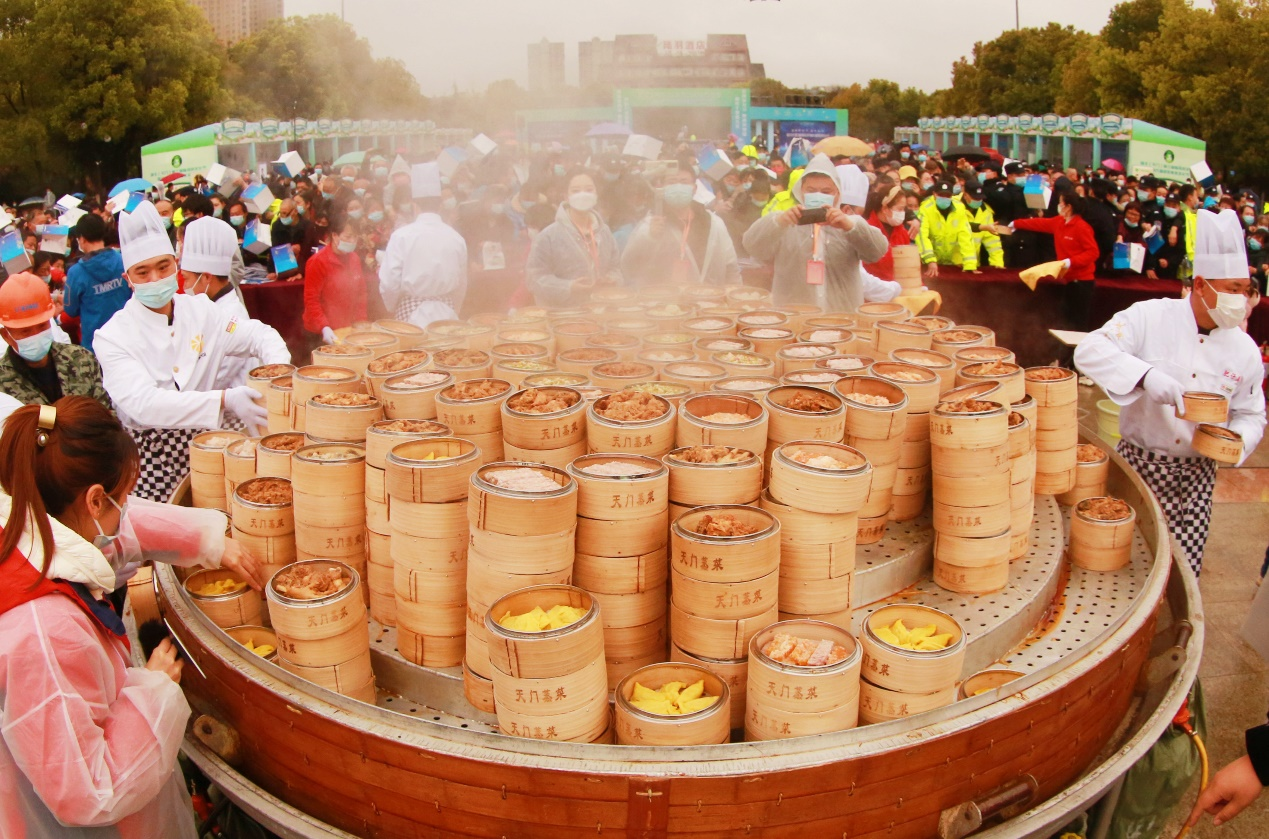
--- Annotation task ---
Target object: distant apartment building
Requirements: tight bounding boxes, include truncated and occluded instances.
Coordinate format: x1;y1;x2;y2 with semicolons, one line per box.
579;34;764;88
188;0;283;44
527;39;566;92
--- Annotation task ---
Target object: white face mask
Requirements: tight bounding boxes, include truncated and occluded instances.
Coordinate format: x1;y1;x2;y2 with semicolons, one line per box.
1201;283;1248;330
568;191;598;212
890;209;906;226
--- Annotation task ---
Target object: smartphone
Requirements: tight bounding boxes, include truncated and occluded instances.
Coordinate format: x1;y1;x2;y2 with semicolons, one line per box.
798;207;828;225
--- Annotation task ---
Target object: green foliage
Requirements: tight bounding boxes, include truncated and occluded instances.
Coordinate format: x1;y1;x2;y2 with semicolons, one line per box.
828;80;933;140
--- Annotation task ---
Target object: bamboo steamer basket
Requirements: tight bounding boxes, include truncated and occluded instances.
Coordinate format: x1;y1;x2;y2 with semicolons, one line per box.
1007;413;1032;459
661;361;728;393
891;244;922;286
492;654;607;720
379;370;453;420
290;366;363;431
931;327;991;356
712;376;780;398
670;565;778;621
614;663;731;746
641;332;696;354
735;310;788;330
468;463;577;536
931;442;1011;478
798;327;855;354
777;573;854;616
859;461;899;519
890;348;956;393
956;361;1025;404
960;669;1025;699
468;528;574;575
764;386;845;446
247;363;297;399
767;442;871;515
435;378;512;436
861;604;966;692
803;313;854;330
462;658;496;712
1057;446;1110;506
363;350;431;398
637;348;695;377
913;315;954;331
873;320;932;355
1193;424;1244;464
622;381;693;409
747;620;861;715
311;344;373;376
858;680;957;725
710;350;776;379
677;394;768;454
1178;391;1229;423
856;514;888;545
589;586;667;629
256;433;304;478
185;569;262;628
499;440;585;470
669;645;748;729
855;302;909;328
496;698;611;743
607;317;657;340
432;349;493;382
684;315;737;339
552;320;603;353
231;526;297;576
556;347;620;376
580;360;650;391
1070;498;1138;571
225;625;280;663
190;430;245;476
833;377;909;440
395;592;465;640
815;354;874;377
694;336;752;360
1012;393;1038;444
952;345;1016;374
567;455;669;521
396;627;462;666
774;304;821;334
495;361;559;390
364;420;450;470
941;380;1003;405
933;531;1011;594
266;376;293;433
870;362;941;413
373;318;427;349
671;598;777;661
738;326;795;357
1034;464;1078;495
890;490;928;522
434;322;495;351
781;370;846;390
484;585;603;679
929;400;1008;450
605;616;667;663
466;569;574;649
290;444;365;497
293;522;366;560
223;437;259;501
663;447;762;508
775;343;837;376
1034;423;1079;450
1023;366;1078;406
931;470;1011;508
491;342;550;366
759;491;857;555
277;649;374;697
585;333;641;362
495;329;553;355
391;530;469;577
586;393;675;457
671;505;780;584
345;330;399;359
385;437;480;504
931;498;1011;537
574;549;668;595
303;394;382;442
230;477;295;539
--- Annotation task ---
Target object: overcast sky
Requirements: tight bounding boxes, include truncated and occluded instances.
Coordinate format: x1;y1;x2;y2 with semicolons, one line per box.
285;0;1214;96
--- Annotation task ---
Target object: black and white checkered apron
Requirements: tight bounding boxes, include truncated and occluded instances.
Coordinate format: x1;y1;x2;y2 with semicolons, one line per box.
1116;439;1218;576
130;426;204;503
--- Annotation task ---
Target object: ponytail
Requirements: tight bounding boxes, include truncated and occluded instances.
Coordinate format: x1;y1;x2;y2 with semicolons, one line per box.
0;396;139;580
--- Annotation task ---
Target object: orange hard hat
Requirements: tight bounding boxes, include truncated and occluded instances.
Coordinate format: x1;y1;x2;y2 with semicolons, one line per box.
0;272;55;329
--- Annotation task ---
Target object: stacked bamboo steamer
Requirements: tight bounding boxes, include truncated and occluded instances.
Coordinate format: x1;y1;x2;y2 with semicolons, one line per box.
185;568;262;628
1056;443;1111;507
567;455;669;690
365;420;450;627
189;430;246;510
762;441;871;626
222;437;259;507
586;392;676;458
1025;367;1080;495
289;366;363;432
501;386;587;468
436;378;511;464
761;385;846;475
1007;409;1037;561
266;560;375;702
859;604;965;724
833;377;910;543
386;436;480;668
890;244;923;292
265;375;294;433
870;362;941;524
929;398;1012;593
464;463;578;709
676;393;769;459
614;662;731;745
290;444;368;586
745;619;863;740
229;477;297;586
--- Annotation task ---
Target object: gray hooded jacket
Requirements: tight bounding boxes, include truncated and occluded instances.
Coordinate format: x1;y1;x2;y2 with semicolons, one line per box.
526;204;621;307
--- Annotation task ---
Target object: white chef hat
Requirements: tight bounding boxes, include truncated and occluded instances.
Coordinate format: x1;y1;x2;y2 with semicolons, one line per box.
1193;208;1250;280
390;155;411;177
181;216;239;277
118;201;175;270
411;162;442;199
836;164;870;209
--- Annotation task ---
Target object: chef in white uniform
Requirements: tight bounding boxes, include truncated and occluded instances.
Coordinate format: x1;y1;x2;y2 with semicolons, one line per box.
179;216;256;389
95;202;290;501
378;161;468;330
1074;208;1266;574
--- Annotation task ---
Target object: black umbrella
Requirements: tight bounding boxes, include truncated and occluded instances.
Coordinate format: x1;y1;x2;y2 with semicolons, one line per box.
942;145;994;162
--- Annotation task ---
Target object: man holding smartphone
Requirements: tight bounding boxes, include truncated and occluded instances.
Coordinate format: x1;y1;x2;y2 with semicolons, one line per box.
743;153;889;311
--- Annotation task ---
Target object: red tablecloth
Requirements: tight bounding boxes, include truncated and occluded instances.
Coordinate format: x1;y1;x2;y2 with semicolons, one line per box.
240;279;308;361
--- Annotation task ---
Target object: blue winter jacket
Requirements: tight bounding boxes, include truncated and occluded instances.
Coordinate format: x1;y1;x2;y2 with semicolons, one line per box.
64;248;131;353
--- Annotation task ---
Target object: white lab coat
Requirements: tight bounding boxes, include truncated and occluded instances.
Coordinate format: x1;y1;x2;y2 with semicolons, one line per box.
0;492;231;839
94;293;290;431
378;213;468;329
1074;296;1266;464
210;288;256;389
860;266;903;303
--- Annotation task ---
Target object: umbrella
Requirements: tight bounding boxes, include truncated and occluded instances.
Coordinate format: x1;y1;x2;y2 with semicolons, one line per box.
811;136;874;158
333;150;366;168
910;143;929;152
1101;158;1125;173
586;122;632;138
942;144;994;162
109;177;153;197
160;172;186;184
18;196;44;208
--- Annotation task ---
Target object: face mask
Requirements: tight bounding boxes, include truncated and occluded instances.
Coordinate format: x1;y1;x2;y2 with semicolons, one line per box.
1137;190;1151;202
375;167;389;179
368;211;385;223
14;328;53;362
952;185;963;196
489;203;505;215
723;183;736;195
890;209;906;225
337;239;357;254
321;191;335;200
802;192;835;210
314;168;323;177
900;151;910;160
1249;238;1262;251
279;216;294;226
568;191;598;212
753;198;768;208
1163;207;1178;219
553;165;566;177
1013;177;1027;186
520;199;536;210
160;217;172;230
132;272;179;309
742;182;752;191
1201;284;1249;329
968;199;982;209
342;176;355;184
229;214;245;227
1243;214;1256;227
212;207;224;218
1157;196;1165;205
935;197;952;210
901;183;916;192
92;496;129;553
296;204;307;216
442;197;458;211
917;155;928;163
1125;220;1139;228
663;183;694;208
348;210;364;221
354;188;366;198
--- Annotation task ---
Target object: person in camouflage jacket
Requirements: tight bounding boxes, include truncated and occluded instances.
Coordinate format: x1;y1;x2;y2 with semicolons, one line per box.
0;340;112;411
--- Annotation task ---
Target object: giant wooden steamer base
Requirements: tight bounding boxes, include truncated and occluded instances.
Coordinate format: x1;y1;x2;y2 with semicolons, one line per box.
141;428;1198;839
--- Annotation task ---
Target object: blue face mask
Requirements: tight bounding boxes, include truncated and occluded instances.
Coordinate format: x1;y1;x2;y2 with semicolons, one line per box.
918;154;928;163
354;188;366;198
368;211;385;223
1250;238;1263;252
212;206;223;218
935;196;952;210
337;239;357;254
1136;190;1150;202
901;183;916;192
742;182;752;191
131;272;179;309
1125;220;1139;228
14;328;53;362
968;199;982;209
279;216;294;226
900;151;910;160
1163;206;1179;219
375;167;389;179
802;192;835;210
1013;176;1027;186
1157;196;1165;205
348;210;364;221
663;183;695;208
229;215;245;227
296;204;307;216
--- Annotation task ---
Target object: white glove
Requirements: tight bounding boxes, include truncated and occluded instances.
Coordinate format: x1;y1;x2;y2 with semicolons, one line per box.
321;327;337;345
113;559;142;590
224;386;268;434
1142;368;1187;414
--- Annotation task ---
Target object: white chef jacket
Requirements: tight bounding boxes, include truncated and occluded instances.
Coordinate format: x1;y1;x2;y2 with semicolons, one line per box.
94;293;290;431
378;213;468;327
861;266;902;303
1074;296;1265;464
209;288;255;389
